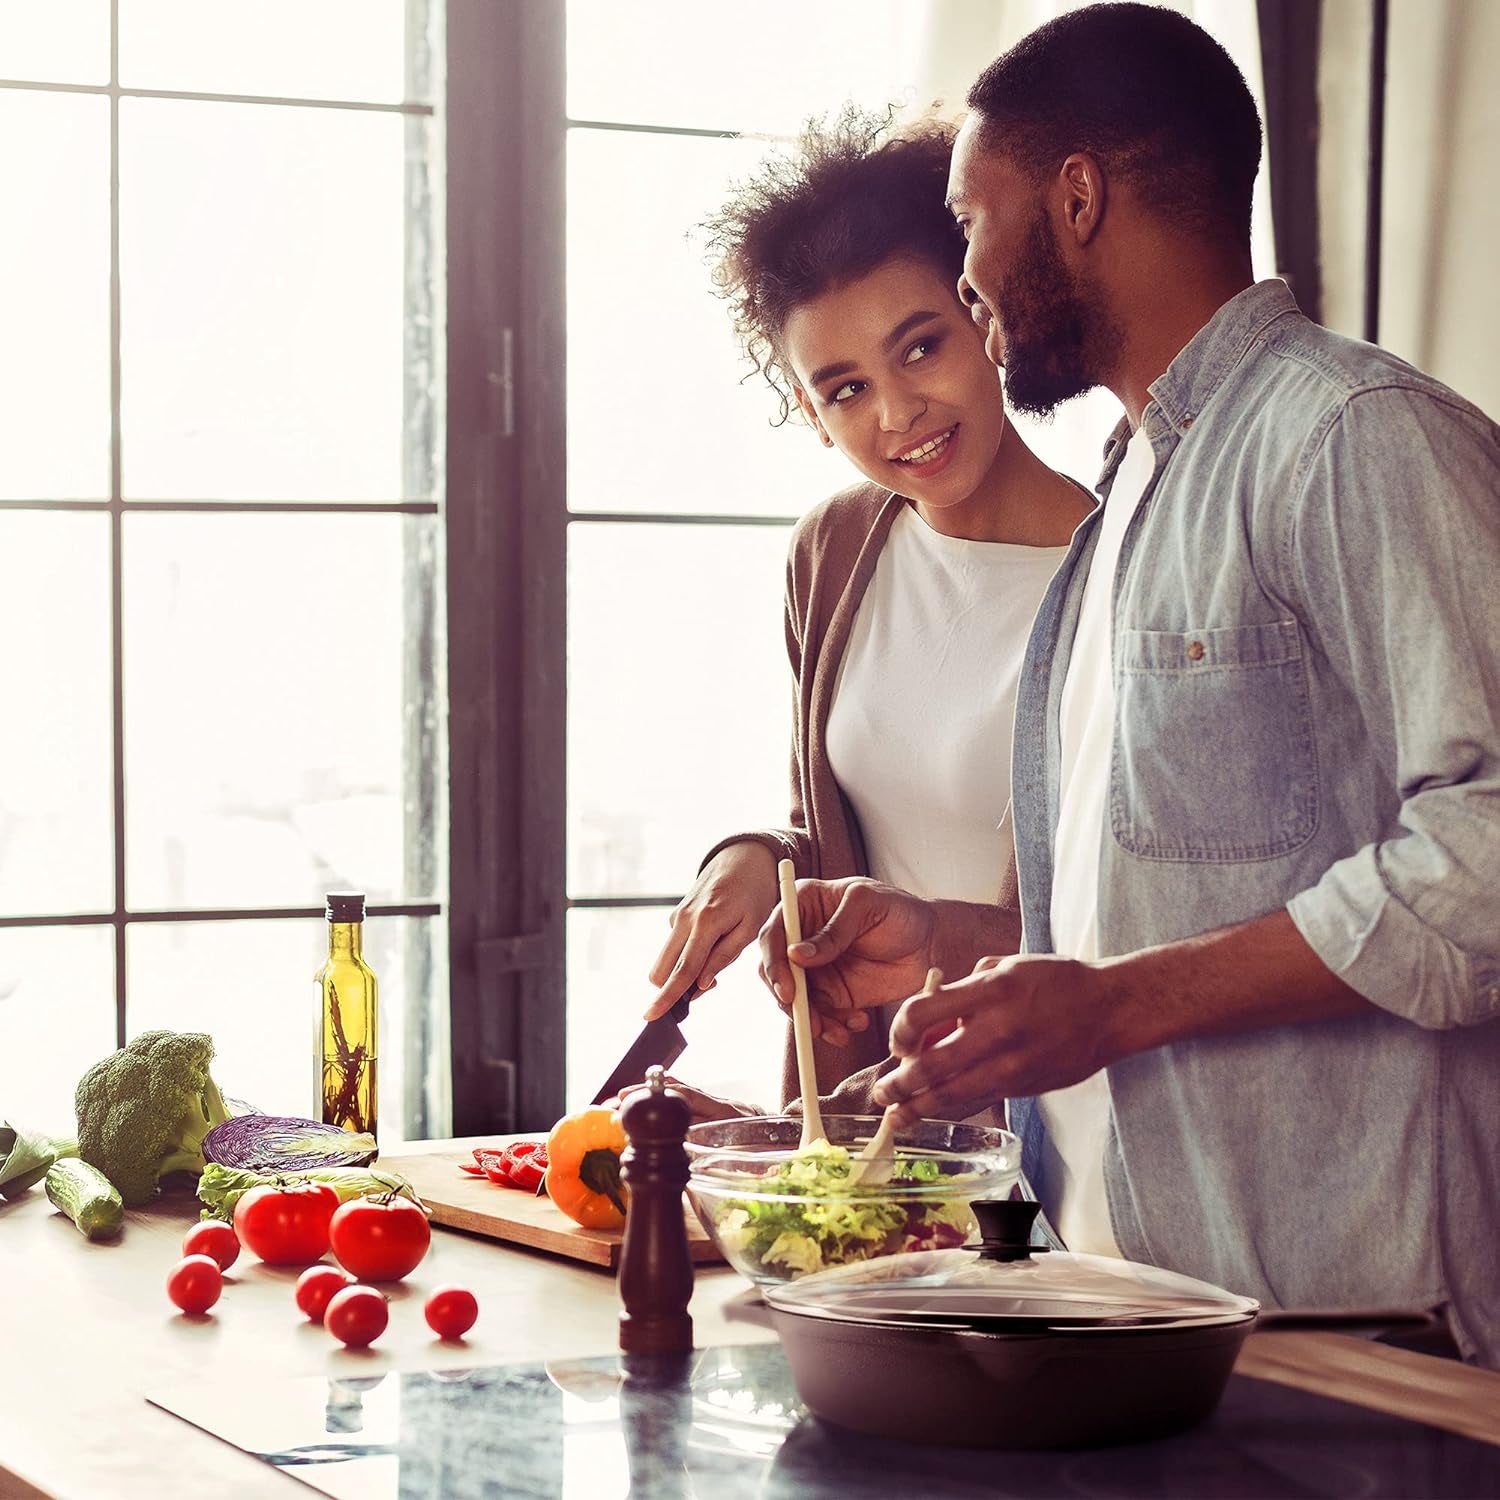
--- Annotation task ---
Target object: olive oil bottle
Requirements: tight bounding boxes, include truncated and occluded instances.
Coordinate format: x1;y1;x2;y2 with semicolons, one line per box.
315;891;378;1139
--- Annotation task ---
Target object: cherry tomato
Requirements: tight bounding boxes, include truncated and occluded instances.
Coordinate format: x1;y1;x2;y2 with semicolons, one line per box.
166;1254;223;1315
324;1284;388;1348
182;1219;240;1271
295;1263;356;1322
233;1182;340;1266
329;1193;431;1282
424;1284;479;1340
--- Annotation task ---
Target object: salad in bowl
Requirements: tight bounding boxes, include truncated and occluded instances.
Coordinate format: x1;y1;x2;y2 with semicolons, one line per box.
684;1115;1021;1286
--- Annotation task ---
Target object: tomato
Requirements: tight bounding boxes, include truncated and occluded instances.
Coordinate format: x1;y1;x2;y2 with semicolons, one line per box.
324;1284;388;1348
424;1284;479;1340
295;1263;356;1322
182;1219;240;1271
233;1182;340;1266
329;1193;431;1282
166;1254;223;1315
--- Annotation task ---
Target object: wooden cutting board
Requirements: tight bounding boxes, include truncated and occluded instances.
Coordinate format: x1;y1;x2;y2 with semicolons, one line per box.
376;1148;723;1272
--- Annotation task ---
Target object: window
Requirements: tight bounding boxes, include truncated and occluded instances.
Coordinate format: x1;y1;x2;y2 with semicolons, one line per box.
1;1;446;1145
560;2;1004;1115
455;2;1278;1131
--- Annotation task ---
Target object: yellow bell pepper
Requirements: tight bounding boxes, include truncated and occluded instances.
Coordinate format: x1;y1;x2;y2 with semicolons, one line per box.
545;1106;628;1230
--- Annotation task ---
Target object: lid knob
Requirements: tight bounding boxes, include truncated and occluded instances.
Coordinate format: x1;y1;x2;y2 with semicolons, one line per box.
972;1198;1050;1262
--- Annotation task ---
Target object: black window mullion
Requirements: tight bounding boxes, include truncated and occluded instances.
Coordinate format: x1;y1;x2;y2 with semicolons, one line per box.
445;0;566;1135
109;0;126;1048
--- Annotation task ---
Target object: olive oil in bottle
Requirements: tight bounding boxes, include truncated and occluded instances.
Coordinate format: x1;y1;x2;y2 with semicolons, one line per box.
315;891;378;1139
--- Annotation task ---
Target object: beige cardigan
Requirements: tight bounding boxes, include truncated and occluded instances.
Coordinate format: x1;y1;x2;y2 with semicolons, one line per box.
703;480;1021;1112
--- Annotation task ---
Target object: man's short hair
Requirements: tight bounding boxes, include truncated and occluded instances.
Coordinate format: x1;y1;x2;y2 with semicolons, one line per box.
966;2;1262;249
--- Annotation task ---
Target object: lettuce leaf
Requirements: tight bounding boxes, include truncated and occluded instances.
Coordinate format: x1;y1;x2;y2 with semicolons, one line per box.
712;1140;971;1279
197;1161;418;1220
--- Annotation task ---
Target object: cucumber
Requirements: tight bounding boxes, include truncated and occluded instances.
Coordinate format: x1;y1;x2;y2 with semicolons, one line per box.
45;1158;125;1241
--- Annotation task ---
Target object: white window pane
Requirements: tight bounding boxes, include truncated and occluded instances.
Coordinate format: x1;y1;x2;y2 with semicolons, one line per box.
0;93;110;500
0;515;113;915
119;98;406;500
567;0;932;135
567;128;849;517
566;907;785;1113
123;513;437;909
0;927;115;1139
118;0;410;103
568;523;790;896
0;0;110;84
128;915;441;1147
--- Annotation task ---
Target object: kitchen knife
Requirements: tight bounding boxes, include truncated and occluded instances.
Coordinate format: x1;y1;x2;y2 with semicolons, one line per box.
590;986;700;1106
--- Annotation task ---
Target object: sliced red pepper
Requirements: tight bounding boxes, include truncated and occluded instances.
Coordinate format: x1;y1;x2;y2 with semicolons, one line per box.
462;1140;550;1190
506;1155;547;1192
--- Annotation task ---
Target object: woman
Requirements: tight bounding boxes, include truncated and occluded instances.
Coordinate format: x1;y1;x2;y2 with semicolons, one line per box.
646;110;1092;1112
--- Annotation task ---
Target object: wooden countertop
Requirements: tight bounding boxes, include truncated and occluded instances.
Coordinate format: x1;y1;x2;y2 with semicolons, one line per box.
2;1141;1496;1499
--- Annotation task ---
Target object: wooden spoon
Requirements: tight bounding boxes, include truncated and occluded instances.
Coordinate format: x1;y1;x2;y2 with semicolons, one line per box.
777;858;825;1149
846;967;943;1188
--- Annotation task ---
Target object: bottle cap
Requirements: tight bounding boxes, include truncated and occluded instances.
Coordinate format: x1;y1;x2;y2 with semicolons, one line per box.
326;891;367;922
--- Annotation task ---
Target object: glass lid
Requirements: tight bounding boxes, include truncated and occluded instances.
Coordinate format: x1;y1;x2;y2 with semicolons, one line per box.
763;1201;1260;1332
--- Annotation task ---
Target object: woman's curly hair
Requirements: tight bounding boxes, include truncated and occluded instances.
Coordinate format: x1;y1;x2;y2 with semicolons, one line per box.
702;107;965;425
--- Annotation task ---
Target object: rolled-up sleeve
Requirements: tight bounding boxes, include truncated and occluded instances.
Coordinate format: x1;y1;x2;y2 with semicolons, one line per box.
1284;386;1500;1028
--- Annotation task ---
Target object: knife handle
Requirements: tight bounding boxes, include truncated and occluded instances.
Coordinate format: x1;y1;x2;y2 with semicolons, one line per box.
667;984;700;1026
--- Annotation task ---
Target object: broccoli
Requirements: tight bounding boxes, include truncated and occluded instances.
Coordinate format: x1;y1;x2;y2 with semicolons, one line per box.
74;1030;232;1206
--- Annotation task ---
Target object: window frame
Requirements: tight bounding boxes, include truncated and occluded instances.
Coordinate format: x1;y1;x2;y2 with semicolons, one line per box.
0;1;445;1136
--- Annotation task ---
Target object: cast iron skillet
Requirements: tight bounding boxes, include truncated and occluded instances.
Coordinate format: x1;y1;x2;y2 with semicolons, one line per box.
765;1199;1439;1450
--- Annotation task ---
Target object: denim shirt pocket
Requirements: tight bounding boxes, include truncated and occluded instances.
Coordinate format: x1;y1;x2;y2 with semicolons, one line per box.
1110;620;1319;862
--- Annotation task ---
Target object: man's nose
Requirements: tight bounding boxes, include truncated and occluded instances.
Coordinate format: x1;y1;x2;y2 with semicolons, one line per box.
957;273;980;308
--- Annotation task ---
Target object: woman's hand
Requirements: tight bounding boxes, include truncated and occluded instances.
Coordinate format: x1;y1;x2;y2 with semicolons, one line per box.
756;877;939;1044
645;842;781;1020
609;1075;765;1126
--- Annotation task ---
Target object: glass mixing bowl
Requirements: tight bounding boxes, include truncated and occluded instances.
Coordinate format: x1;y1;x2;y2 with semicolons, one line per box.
685;1115;1021;1287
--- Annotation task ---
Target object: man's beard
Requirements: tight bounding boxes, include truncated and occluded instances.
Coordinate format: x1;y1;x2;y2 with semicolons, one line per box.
991;209;1121;419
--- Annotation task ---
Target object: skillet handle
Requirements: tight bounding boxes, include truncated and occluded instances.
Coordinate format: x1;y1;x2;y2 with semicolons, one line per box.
1255;1307;1443;1335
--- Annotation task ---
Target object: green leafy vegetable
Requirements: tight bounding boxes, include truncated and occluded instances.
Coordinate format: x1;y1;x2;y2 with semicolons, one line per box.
197;1161;418;1221
0;1121;77;1200
710;1139;975;1279
74;1030;232;1206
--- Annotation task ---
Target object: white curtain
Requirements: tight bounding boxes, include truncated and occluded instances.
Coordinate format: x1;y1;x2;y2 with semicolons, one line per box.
892;0;1277;488
1320;0;1499;415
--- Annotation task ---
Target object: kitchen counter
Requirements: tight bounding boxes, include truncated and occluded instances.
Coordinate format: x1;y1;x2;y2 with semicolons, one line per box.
3;1141;1497;1500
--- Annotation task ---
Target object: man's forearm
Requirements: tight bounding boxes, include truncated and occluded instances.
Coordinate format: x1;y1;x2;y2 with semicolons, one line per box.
930;898;1023;979
1098;907;1373;1059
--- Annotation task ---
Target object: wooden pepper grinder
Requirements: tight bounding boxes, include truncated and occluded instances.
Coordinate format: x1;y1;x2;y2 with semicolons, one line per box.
618;1065;694;1355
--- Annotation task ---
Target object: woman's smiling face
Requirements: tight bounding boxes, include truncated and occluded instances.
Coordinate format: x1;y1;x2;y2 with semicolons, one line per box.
782;255;1007;513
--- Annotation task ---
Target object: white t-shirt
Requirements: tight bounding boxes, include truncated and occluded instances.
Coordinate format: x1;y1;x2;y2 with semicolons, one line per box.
1038;427;1156;1256
826;503;1069;904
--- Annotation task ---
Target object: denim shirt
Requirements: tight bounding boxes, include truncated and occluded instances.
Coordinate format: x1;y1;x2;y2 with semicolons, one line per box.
1009;281;1500;1363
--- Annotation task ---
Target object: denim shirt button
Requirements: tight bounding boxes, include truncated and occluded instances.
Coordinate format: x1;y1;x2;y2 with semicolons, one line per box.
1187;640;1206;662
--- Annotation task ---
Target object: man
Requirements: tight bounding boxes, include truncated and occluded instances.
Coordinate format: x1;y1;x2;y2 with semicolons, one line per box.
760;3;1500;1363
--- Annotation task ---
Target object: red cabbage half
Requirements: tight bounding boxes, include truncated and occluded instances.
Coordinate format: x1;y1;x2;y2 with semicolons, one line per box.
202;1115;378;1172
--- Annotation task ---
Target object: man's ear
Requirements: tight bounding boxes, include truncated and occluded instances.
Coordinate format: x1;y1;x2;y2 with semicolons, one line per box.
793;384;834;447
1057;152;1106;247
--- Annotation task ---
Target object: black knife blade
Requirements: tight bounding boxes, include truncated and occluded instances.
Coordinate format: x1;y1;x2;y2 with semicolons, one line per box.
590;986;699;1105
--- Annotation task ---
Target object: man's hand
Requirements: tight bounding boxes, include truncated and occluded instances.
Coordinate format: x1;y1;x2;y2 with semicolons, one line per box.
872;954;1122;1126
871;910;1375;1127
756;878;938;1044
